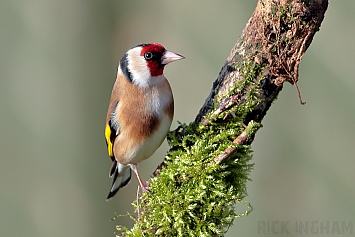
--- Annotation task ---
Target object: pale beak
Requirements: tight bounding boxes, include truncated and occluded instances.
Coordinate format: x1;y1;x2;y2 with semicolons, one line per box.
161;50;185;65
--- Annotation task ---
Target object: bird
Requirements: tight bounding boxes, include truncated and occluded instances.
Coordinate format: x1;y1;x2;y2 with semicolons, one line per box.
104;43;184;200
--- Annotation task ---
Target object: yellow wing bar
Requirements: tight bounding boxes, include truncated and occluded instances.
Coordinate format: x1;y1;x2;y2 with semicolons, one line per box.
105;123;114;157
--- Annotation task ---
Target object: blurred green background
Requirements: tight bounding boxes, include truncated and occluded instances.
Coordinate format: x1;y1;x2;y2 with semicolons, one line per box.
1;1;354;236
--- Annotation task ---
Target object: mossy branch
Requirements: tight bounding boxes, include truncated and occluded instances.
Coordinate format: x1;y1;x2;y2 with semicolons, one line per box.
116;0;328;236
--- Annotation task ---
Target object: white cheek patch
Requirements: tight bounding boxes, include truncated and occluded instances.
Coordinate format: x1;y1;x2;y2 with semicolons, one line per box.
127;47;151;87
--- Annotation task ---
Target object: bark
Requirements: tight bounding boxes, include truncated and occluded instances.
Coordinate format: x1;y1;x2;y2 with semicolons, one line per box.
196;0;328;124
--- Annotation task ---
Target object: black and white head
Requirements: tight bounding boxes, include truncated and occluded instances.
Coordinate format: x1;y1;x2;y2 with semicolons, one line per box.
118;43;184;87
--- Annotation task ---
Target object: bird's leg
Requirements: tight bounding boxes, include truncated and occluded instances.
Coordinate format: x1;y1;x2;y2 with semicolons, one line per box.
135;185;141;216
130;164;149;193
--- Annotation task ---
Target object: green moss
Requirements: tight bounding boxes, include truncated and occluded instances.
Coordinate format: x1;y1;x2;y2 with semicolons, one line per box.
116;119;255;236
230;58;264;92
280;4;293;22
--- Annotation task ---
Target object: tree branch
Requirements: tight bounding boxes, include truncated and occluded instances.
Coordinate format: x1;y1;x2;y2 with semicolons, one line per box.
196;0;327;125
116;0;328;236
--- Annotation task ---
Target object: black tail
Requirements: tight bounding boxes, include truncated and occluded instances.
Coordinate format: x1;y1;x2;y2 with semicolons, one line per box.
106;161;131;200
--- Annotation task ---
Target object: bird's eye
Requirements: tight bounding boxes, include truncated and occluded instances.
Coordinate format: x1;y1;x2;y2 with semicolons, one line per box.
144;52;153;60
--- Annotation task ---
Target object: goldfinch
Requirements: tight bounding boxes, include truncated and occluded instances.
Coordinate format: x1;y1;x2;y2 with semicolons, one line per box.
105;43;184;200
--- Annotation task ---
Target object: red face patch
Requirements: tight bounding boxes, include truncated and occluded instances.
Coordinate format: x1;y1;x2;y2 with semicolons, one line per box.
140;43;166;77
